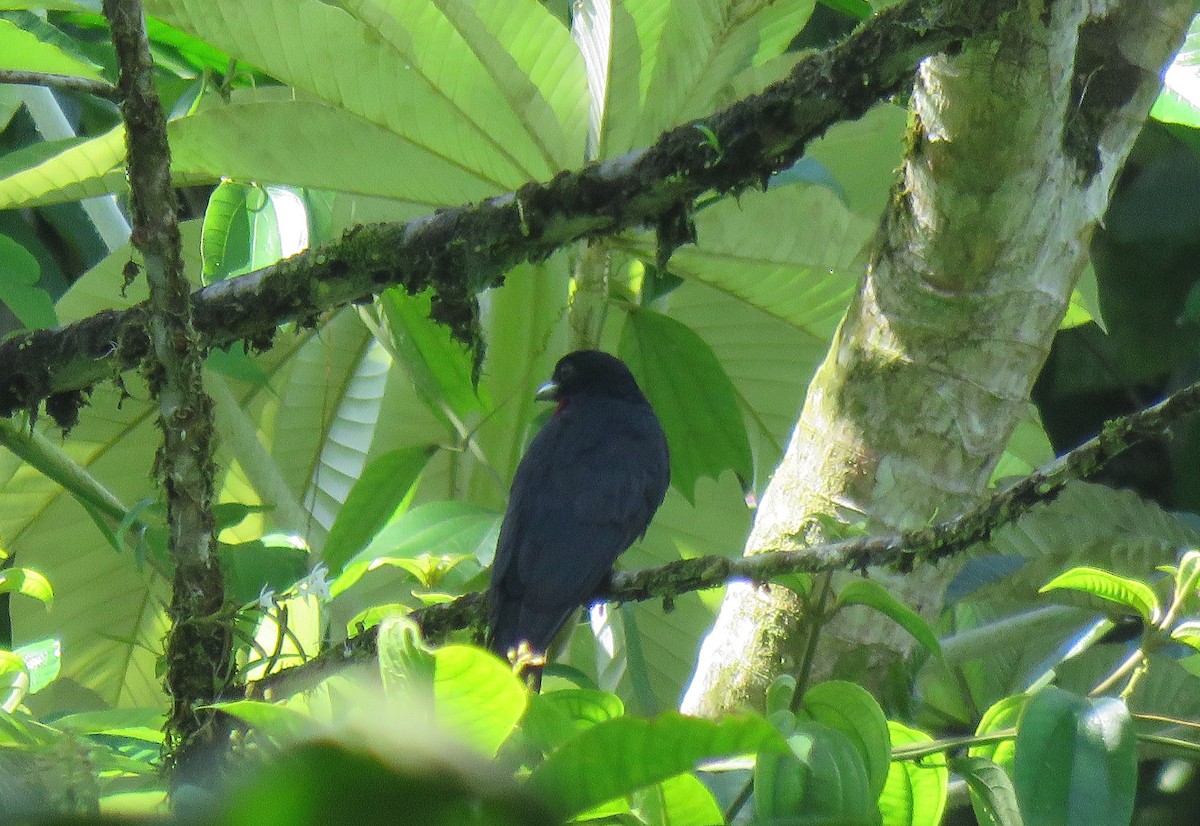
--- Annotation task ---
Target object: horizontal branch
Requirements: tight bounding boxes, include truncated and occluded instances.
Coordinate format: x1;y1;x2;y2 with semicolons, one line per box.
0;0;1011;422
0;70;121;101
247;374;1200;699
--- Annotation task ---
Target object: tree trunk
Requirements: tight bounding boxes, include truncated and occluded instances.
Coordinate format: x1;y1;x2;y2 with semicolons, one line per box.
683;0;1196;715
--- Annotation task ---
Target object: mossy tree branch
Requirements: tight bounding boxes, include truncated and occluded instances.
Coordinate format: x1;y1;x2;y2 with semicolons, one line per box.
0;0;1012;423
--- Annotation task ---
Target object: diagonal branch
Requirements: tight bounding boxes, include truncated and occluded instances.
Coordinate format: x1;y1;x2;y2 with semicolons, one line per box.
0;0;1012;422
0;70;121;100
247;373;1200;700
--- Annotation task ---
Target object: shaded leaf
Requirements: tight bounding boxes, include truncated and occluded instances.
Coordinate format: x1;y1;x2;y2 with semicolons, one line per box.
836;578;941;659
322;446;434;575
620;307;752;502
952;755;1022;826
799;680;891;798
1013;688;1136;826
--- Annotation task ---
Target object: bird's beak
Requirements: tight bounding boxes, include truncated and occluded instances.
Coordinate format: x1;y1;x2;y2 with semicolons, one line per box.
534;380;559;402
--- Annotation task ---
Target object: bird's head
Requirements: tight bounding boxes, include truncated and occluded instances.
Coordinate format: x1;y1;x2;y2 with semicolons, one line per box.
535;350;649;409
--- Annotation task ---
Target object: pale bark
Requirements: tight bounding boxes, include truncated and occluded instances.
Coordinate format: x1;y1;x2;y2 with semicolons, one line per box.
683;0;1198;715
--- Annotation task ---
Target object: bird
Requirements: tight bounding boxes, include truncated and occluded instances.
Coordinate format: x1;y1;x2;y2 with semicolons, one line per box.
486;350;670;688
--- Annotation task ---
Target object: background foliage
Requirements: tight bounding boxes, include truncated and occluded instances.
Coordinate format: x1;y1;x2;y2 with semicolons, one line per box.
1;0;1200;823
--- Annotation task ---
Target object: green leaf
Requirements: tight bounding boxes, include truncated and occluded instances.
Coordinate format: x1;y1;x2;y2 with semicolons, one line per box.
637;184;870;335
951;756;1021;826
13;638;59;694
520;689;625;752
204;340;272;386
218;540;310;606
880;721;947;826
1171;548;1200;593
0;2;101;11
0;234;56;330
0;124;128;209
970;695;1025;768
206;699;315;741
799;680;891;799
990;404;1054;485
0;650;28;713
200;181;285;283
0;16;105;80
835;578;941;659
638;772;724;826
432;644;527;758
0;567;53;608
1061;264;1104;331
1013;688;1136;826
381;288;485;432
620;307;753;502
147;0;581;183
1039;566;1160;624
819;0;872;20
1171;619;1200;652
631;1;815;151
216;739;550;826
377;616;436;704
329;501;501;597
51;708;164;742
1152;12;1200;128
755;719;879;825
765;674;798;717
322;446;434;575
526;712;784;819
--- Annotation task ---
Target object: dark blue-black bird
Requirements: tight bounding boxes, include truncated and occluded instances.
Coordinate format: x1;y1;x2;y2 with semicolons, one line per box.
486;350;669;683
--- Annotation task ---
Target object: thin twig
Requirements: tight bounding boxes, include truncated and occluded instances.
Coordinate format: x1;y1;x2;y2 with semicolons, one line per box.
0;69;121;100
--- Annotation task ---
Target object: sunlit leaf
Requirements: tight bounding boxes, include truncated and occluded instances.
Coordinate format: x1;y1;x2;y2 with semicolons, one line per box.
1039;566;1160;624
881;722;947;826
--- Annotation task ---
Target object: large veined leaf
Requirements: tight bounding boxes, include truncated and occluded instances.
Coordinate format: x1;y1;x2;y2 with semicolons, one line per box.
0;226;208;710
169;94;506;206
0;16;104;80
632;0;815;150
632;183;871;337
0;92;506;210
296;328;392;551
0;125;129;210
1013;688;1136;826
362;0;587;170
582;0;815;159
146;0;581;185
620;306;754;502
880;722;948;826
967;481;1200;602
